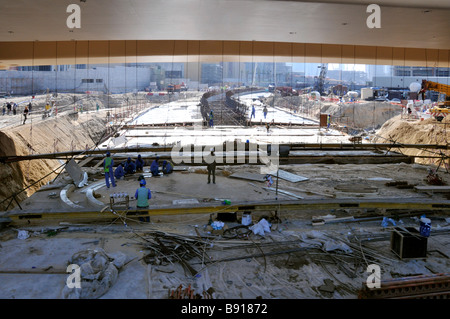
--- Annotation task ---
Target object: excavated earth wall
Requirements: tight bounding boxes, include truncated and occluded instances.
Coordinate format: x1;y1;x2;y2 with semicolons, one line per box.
0;112;108;210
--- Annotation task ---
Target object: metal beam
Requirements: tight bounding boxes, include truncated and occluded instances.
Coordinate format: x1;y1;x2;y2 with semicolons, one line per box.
0;142;441;163
2;198;450;223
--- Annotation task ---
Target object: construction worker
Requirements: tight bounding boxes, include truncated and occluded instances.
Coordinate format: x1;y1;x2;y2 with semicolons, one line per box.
135;179;151;209
124;157;136;175
263;105;268;119
206;148;216;184
135;154;145;172
251;104;256;119
150;156;160;176
209;110;214;127
103;151;116;189
162;160;173;174
114;163;125;180
23;106;29;125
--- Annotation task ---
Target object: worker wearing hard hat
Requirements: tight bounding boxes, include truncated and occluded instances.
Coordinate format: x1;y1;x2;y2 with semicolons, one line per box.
114;163;125;180
135;154;145;172
135;179;151;209
124;157;136;175
150;156;160;176
162;160;173;174
103;151;116;188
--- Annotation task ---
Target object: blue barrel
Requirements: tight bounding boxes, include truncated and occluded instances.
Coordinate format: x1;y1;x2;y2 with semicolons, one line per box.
419;218;431;237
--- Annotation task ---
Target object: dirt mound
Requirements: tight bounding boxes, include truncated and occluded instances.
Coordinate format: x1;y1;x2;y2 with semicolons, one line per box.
322;101;402;130
266;94;402;130
373;114;449;167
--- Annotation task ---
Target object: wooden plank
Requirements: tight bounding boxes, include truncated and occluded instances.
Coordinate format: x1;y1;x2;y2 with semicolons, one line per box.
93;159;104;169
415;186;450;193
77;156;95;167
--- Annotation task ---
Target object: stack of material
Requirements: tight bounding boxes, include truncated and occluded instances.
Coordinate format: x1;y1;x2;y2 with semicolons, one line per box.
358;273;450;299
141;231;211;276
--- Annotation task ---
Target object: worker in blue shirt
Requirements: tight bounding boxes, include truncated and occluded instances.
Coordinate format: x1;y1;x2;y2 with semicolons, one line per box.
103;151;116;188
124;157;136;175
114;163;125;180
209;110;214;127
162;160;173;174
150;156;160;176
135;154;145;172
135;179;151;208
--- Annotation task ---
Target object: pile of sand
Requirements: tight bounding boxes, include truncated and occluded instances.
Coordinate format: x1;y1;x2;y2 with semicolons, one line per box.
266;94;402;130
321;101;402;130
373;114;450;166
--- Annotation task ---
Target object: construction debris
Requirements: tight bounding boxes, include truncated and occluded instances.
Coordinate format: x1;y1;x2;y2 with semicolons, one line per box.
312;214;355;226
141;231;209;276
318;279;336;294
169;284;214;299
62;248;127;299
386;181;416;189
358;273;450;299
426;169;446;186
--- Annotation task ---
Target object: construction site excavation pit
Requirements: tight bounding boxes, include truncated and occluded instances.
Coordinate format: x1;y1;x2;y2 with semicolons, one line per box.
1;90;450;300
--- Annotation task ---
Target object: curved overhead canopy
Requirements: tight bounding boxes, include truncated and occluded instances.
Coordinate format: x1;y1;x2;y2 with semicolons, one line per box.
1;40;449;70
1;0;449;49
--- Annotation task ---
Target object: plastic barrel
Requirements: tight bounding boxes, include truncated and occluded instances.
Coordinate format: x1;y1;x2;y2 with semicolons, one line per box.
419;218;431;237
242;213;252;226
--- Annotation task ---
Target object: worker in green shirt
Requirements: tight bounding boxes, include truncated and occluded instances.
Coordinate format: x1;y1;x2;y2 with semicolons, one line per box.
103;151;116;188
135;179;151;208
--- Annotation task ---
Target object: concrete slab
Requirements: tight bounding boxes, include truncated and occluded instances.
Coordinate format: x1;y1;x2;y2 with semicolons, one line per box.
277;169;309;183
229;172;266;182
172;199;200;205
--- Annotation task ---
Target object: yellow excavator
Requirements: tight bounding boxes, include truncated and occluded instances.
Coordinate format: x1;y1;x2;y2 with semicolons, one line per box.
421;80;450;121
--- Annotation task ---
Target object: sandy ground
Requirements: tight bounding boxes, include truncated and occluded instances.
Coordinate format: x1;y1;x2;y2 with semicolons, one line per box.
1;204;449;300
1;163;450;299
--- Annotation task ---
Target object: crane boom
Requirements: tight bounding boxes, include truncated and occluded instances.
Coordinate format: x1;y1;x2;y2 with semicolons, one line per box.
422;79;450;121
422;79;450;107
